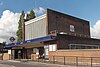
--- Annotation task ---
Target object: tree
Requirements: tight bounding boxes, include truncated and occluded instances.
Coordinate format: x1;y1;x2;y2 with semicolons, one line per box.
2;42;6;48
16;10;25;42
26;14;30;21
30;9;35;19
16;10;35;42
0;42;6;60
26;9;35;21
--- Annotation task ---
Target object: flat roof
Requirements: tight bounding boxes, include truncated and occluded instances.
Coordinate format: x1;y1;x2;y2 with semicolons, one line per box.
25;14;46;25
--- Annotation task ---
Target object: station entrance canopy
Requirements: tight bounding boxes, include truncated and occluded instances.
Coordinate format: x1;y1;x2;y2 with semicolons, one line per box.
5;36;56;48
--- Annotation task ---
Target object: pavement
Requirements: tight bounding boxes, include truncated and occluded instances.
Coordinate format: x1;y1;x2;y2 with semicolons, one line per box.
0;60;67;67
0;60;95;67
27;61;67;67
9;60;67;67
0;64;15;67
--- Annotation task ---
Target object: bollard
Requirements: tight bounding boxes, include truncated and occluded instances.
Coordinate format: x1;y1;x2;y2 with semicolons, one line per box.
76;57;78;67
91;57;92;67
53;56;55;64
64;56;66;65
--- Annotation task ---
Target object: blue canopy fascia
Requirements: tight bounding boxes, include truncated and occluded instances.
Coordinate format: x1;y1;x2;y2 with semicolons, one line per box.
6;36;56;47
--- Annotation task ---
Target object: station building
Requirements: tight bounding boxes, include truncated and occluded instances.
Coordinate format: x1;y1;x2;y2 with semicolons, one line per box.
5;9;100;60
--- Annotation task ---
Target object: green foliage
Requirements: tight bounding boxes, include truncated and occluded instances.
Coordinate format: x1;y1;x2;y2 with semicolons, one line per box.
2;42;6;48
26;14;30;21
22;10;25;17
16;9;35;42
16;10;25;42
30;9;35;19
0;43;3;48
0;42;6;48
26;9;35;21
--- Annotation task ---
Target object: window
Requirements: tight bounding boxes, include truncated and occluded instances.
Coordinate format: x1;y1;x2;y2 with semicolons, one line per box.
69;44;99;49
33;48;38;54
70;25;75;32
49;44;57;51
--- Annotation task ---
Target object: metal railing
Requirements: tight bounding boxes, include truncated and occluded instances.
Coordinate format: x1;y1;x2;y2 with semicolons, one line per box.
30;55;100;67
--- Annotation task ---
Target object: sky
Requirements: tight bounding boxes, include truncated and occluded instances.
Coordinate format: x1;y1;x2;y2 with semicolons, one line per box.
0;0;100;43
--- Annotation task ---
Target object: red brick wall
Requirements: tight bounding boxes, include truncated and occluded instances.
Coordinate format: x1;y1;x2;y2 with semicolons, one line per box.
57;34;100;49
49;50;100;63
49;50;100;57
3;53;10;60
47;9;90;37
31;54;38;60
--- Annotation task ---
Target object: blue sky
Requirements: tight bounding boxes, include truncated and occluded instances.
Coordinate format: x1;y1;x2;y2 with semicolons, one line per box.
0;0;100;27
0;0;100;42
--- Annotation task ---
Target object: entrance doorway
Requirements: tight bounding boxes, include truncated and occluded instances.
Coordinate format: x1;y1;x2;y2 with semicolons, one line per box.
39;47;44;59
14;49;23;59
44;45;49;59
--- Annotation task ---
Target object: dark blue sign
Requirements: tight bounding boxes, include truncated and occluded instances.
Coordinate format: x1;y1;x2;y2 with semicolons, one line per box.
9;37;15;42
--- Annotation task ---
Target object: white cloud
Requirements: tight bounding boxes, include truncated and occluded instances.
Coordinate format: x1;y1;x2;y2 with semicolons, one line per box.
33;7;45;16
0;7;45;43
0;10;20;43
90;20;100;39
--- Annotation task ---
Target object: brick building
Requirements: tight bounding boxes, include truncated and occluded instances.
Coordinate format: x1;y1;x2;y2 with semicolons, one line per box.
5;9;100;60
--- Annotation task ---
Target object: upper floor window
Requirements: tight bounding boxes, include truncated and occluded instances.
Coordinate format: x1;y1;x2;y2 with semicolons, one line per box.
70;25;75;32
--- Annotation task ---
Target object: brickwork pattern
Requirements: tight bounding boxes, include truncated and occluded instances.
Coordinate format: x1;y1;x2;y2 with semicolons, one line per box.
47;9;90;37
49;50;100;63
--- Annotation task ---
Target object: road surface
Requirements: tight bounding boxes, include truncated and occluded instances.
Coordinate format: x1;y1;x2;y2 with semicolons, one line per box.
0;60;66;67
